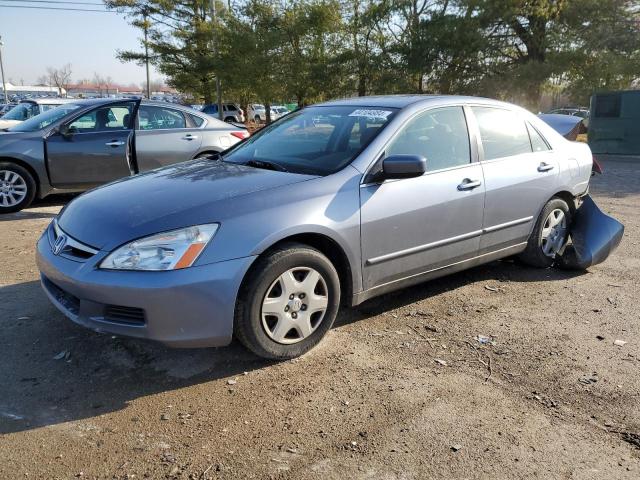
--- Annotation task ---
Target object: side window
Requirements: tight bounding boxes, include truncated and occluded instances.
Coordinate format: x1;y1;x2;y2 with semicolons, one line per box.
41;104;59;113
68;103;135;133
137;106;187;130
26;104;39;119
527;124;551;152
472;107;532;160
386;106;471;171
188;113;205;127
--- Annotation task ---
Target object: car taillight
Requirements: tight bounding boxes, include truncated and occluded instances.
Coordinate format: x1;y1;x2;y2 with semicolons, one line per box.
230;131;250;140
592;156;603;175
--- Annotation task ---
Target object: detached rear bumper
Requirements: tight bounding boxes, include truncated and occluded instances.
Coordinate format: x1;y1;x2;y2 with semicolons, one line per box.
36;228;256;348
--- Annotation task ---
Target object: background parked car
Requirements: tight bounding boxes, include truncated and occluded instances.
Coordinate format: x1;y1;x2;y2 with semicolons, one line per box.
0;103;17;116
201;103;245;123
0;98;75;130
0;99;249;213
248;103;289;123
545;107;590;127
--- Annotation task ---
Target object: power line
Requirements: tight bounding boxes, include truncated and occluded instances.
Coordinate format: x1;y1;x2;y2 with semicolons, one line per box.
0;4;113;12
0;0;104;5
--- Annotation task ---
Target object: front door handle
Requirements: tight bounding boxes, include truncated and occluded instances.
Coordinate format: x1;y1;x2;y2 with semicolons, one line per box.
538;162;555;172
182;134;198;141
457;179;482;191
105;140;125;147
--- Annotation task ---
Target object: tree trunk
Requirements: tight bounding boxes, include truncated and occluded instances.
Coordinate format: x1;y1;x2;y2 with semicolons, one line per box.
265;101;272;124
357;72;366;96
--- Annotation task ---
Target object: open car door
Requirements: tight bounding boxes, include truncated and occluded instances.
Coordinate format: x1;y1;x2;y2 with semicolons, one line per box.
45;100;139;189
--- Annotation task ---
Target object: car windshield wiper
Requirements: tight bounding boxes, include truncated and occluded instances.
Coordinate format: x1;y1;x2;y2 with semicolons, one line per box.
243;159;288;172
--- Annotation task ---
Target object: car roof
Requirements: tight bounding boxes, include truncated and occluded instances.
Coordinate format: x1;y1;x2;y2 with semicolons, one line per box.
47;98;201;112
315;94;508;109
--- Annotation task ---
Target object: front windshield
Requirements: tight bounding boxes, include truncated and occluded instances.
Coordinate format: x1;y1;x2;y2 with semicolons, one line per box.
223;105;398;175
9;104;81;132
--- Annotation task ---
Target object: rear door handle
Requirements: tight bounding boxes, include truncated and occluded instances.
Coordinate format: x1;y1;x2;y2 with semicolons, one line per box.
457;179;482;191
538;162;555;172
182;134;198;141
105;140;125;147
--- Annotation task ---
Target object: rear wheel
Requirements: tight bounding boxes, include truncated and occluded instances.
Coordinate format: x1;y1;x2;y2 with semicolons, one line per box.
234;243;341;359
0;162;36;214
519;197;571;268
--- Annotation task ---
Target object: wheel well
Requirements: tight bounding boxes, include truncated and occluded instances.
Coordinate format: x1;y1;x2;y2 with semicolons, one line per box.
253;233;353;304
0;157;40;196
552;191;578;214
193;150;222;159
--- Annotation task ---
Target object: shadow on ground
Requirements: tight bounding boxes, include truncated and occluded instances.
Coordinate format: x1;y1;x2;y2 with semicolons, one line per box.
0;194;74;222
0;259;584;434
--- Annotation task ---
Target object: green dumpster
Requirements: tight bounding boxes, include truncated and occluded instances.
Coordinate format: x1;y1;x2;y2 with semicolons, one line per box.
589;90;640;155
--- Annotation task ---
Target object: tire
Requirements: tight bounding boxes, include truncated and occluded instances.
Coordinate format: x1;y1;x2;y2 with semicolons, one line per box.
519;197;572;268
224;117;234;123
254;115;261;123
0;162;36;214
234;242;341;359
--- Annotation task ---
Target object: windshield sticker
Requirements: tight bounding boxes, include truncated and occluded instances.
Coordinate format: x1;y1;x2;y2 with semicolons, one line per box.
349;109;392;119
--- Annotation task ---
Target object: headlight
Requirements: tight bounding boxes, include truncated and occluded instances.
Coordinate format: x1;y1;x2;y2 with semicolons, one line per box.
100;224;219;271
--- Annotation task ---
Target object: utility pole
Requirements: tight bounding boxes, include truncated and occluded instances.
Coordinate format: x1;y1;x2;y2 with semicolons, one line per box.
0;35;8;105
210;0;223;120
143;9;151;99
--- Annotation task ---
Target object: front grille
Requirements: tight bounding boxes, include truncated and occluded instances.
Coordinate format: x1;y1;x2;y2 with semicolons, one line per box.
104;305;146;326
49;220;99;262
43;277;80;316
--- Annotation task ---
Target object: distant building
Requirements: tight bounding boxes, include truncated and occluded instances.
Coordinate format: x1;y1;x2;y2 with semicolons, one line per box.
66;82;178;99
0;82;64;97
589;90;640;156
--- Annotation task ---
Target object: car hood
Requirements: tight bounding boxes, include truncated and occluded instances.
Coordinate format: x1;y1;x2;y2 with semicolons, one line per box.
0;119;21;129
58;160;317;250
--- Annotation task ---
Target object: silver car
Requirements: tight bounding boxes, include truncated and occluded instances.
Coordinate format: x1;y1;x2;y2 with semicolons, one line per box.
36;95;594;359
0;99;249;212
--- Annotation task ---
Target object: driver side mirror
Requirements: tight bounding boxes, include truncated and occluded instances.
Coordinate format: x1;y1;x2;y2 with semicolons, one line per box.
58;124;71;138
382;154;427;180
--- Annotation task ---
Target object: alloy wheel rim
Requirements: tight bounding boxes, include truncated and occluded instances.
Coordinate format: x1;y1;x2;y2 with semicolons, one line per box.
0;170;27;207
541;208;568;258
261;267;329;345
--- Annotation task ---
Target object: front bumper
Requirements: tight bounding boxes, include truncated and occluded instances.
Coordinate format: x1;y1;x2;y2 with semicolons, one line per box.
36;225;256;348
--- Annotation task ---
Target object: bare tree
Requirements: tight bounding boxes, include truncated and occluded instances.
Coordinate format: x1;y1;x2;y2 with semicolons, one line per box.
92;72;106;96
36;75;50;86
46;63;73;97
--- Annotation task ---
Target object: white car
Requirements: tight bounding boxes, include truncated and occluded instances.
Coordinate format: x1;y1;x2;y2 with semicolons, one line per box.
248;104;290;123
0;98;75;130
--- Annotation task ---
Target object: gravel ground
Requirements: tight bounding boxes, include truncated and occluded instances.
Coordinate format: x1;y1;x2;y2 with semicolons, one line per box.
0;158;638;479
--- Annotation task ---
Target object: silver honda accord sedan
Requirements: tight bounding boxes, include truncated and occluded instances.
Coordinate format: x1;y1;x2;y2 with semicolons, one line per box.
37;95;594;359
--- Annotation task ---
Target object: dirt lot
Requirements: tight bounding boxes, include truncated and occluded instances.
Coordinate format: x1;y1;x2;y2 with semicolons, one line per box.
1;158;638;479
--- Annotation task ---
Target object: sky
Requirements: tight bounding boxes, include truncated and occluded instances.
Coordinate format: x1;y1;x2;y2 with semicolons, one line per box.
0;3;162;86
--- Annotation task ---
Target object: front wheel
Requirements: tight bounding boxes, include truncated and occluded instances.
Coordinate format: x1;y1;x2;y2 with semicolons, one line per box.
0;162;36;214
519;197;572;268
234;243;341;359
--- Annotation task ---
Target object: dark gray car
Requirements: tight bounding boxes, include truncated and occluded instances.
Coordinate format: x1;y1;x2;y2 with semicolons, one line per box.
0;98;249;213
37;95;608;360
